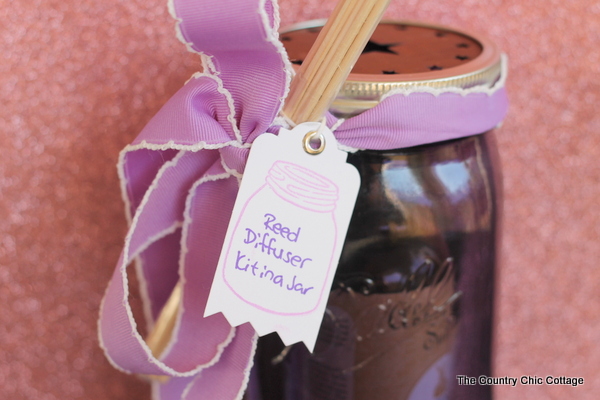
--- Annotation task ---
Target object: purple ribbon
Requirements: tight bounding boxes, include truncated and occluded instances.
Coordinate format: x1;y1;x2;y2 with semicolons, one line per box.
98;0;508;399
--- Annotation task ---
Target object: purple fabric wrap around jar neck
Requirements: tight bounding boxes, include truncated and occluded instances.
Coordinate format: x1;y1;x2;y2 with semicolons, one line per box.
98;0;508;399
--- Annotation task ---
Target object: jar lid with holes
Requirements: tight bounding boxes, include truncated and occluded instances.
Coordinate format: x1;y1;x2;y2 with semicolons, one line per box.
281;20;502;117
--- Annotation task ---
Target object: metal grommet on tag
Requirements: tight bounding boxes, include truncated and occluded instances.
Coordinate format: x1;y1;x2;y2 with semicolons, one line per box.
303;130;326;155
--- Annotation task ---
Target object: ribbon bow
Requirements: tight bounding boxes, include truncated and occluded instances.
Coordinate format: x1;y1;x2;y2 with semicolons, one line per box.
98;0;508;398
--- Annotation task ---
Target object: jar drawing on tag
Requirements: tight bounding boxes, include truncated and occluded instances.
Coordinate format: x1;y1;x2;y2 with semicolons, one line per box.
222;160;340;316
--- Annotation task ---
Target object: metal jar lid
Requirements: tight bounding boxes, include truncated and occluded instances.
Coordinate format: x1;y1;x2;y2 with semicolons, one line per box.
281;20;502;116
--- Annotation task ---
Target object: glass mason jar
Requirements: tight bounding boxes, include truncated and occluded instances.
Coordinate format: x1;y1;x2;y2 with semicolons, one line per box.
245;20;504;400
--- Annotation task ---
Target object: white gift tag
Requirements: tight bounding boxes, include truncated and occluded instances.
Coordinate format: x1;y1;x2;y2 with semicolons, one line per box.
205;122;360;351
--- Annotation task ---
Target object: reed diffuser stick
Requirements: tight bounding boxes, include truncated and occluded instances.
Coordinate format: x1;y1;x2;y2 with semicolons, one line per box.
145;283;182;359
145;0;391;368
282;0;391;124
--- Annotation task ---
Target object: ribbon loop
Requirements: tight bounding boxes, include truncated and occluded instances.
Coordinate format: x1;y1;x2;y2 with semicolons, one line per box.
172;0;292;142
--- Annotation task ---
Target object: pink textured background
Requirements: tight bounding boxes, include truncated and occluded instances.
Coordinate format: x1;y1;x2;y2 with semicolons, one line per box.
1;0;598;399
